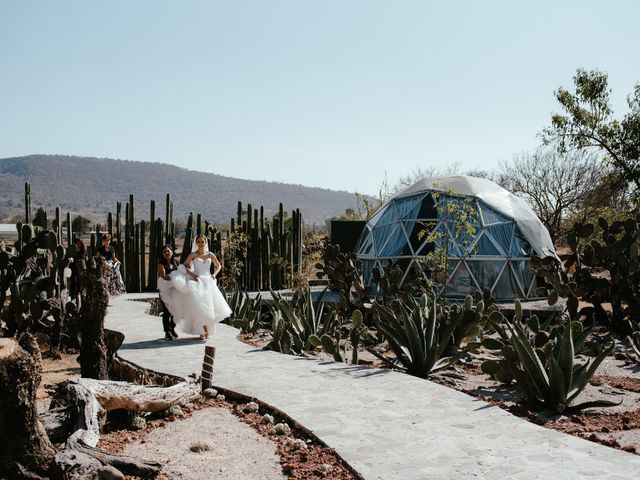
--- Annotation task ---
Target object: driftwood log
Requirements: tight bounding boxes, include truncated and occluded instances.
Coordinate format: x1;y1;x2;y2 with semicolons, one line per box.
0;334;56;478
43;378;198;478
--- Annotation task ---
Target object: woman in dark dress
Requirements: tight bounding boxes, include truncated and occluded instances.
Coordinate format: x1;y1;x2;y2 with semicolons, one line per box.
157;245;179;340
96;234;125;294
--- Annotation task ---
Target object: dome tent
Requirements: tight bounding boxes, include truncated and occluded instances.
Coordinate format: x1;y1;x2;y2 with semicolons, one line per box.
355;175;555;300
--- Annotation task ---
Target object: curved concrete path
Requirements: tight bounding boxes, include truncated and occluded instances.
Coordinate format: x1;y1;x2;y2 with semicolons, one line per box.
106;294;640;480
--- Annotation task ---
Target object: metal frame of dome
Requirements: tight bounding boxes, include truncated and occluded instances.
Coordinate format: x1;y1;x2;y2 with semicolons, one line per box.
355;175;555;300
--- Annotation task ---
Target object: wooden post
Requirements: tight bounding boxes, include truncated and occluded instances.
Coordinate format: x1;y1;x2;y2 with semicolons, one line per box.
201;345;216;391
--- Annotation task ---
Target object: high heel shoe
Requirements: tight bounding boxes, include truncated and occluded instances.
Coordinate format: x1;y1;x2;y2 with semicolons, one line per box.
170;328;179;339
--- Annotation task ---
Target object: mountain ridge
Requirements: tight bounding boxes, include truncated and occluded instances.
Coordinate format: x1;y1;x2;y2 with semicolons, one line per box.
0;154;360;227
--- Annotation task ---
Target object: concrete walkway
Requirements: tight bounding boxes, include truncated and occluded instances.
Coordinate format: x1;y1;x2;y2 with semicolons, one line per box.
106;293;640;480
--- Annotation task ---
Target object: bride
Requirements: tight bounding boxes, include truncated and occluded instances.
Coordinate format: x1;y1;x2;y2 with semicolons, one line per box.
157;234;232;339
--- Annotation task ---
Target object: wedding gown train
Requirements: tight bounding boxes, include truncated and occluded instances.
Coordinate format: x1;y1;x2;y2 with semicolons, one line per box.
157;257;232;336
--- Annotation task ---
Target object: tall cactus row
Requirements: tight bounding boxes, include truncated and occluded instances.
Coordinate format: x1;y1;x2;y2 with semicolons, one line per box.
15;184;304;295
231;200;303;290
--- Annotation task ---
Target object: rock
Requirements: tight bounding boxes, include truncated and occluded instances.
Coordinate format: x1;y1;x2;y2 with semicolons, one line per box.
216;394;225;401
202;388;218;399
317;463;333;476
79;465;125;480
271;422;291;436
284;438;307;450
242;401;259;413
166;405;183;417
260;414;275;425
130;416;146;431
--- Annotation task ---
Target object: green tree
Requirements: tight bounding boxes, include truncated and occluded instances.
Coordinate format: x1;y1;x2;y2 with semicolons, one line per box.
542;69;640;198
71;215;91;234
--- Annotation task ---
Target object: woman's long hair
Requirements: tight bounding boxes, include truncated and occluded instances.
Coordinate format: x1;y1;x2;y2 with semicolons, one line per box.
73;237;86;255
158;245;174;266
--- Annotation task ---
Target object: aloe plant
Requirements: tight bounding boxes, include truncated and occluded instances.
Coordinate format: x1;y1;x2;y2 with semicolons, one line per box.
226;289;263;333
370;294;465;378
482;307;618;413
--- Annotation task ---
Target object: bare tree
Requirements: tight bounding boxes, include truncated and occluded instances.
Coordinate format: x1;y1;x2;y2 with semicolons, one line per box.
500;147;602;243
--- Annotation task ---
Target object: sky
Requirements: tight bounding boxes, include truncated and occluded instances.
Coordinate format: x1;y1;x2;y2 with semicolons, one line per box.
0;1;639;196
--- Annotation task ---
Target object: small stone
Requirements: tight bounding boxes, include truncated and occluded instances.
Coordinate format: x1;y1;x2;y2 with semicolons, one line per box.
260;414;275;425
216;394;225;401
242;401;260;413
203;388;218;399
271;422;291;436
286;438;307;450
130;416;146;431
166;405;183;417
317;463;333;476
92;465;125;480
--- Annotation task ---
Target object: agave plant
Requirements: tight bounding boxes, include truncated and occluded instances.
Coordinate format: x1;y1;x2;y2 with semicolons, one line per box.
482;303;618;413
370;294;465;378
226;288;262;333
267;286;338;354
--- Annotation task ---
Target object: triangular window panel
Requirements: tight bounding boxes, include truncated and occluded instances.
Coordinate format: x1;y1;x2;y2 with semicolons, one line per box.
357;233;374;256
379;224;408;257
410;219;439;253
445;261;476;297
395;195;424;220
479;202;511;226
372;223;397;256
493;263;522;299
469;231;501;256
467;260;505;293
399;221;416;256
485;223;514;255
509;233;532;257
378;201;399;226
511;260;535;298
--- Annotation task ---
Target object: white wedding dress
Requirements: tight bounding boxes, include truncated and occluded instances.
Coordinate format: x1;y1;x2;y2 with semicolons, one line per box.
157;256;232;336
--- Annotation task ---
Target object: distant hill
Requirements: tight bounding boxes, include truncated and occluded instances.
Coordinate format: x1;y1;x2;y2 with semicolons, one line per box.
0;155;362;227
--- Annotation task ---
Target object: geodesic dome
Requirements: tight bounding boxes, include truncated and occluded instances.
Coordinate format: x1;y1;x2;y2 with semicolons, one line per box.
356;175;555;300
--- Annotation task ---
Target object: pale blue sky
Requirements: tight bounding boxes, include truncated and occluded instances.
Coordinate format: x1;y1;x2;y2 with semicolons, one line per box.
1;1;638;195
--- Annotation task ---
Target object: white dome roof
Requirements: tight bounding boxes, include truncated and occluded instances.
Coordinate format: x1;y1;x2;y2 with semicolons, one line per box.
388;175;555;256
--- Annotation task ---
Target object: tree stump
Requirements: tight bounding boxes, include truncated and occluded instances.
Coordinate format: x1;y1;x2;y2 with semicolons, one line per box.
79;261;109;379
0;334;56;478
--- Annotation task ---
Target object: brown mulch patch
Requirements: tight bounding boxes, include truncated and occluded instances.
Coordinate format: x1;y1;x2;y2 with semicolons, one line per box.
456;361;483;375
544;409;640;454
594;375;640;393
234;407;356;480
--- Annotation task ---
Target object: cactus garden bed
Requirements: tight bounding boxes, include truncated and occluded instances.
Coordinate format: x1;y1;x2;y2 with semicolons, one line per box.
236;324;640;456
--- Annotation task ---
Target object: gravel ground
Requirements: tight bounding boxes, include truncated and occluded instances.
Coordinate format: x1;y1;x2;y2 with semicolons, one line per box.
121;408;287;480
